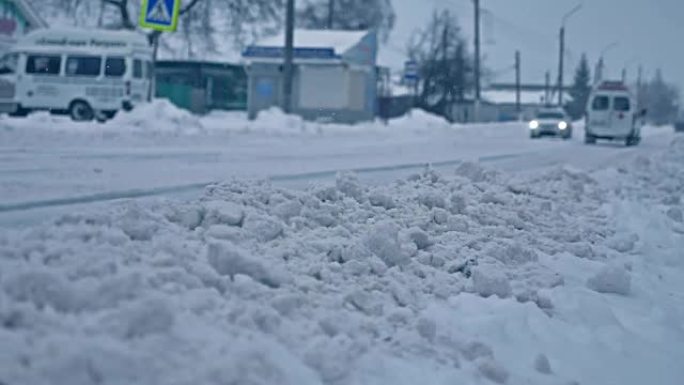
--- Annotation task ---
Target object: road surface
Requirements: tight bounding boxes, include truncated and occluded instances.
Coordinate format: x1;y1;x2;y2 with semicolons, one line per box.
0;114;676;227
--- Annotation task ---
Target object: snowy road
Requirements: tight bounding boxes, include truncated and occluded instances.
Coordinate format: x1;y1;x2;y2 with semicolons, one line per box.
0;107;677;227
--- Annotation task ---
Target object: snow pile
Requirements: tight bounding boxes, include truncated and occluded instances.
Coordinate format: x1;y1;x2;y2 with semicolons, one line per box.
109;99;204;134
1;140;684;384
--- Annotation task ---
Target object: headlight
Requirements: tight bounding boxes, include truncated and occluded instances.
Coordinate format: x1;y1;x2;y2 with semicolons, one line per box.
558;121;568;130
529;120;539;129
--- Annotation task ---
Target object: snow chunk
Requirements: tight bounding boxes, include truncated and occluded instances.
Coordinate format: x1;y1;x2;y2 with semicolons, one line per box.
472;267;512;298
336;171;364;201
203;200;245;227
243;213;284;242
165;204;203;230
605;233;638;253
489;243;538;265
461;341;494;361
207;242;282;288
107;297;175;339
345;289;383;316
270;294;304;317
534;353;552;374
418;191;447;209
478;359;509;384
364;221;408;267
416;317;437;342
272;200;302;222
368;189;396;209
449;193;468;214
406;227;432;250
3;270;75;312
667;207;683;223
118;205;159;241
455;161;490;182
586;264;631;296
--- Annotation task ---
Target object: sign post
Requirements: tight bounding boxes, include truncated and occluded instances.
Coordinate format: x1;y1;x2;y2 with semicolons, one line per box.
404;60;419;115
139;0;181;32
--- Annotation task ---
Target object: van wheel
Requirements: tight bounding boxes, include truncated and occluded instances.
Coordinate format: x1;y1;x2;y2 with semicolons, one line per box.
584;134;596;144
69;101;94;122
626;135;641;147
9;106;30;117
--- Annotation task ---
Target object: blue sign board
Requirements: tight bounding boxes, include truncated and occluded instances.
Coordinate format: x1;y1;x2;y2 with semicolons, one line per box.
243;46;340;60
404;60;419;82
139;0;180;32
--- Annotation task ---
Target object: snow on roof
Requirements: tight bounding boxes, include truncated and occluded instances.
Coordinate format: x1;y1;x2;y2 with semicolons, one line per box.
255;29;368;55
483;89;571;105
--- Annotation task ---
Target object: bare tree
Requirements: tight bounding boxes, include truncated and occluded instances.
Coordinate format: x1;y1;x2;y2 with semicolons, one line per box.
407;10;474;120
297;0;395;42
28;0;283;57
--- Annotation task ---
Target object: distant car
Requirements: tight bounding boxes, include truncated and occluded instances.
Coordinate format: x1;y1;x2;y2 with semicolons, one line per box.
528;107;573;139
584;81;645;146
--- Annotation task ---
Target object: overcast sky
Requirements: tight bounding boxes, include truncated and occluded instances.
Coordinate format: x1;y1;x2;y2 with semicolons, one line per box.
381;0;684;89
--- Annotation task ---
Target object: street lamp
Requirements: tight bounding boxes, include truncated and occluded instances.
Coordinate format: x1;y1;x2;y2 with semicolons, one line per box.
557;3;583;106
596;42;618;84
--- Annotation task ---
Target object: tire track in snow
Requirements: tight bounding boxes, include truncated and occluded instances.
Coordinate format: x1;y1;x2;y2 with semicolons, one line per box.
0;152;527;214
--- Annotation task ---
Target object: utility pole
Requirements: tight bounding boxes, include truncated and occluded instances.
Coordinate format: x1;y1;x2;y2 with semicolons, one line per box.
545;71;550;105
558;4;582;107
621;68;626;83
637;65;643;109
515;50;521;116
327;0;334;29
283;0;295;114
442;23;450;114
557;26;565;106
473;0;481;122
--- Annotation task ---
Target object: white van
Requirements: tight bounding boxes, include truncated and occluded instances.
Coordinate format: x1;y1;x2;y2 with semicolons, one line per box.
585;81;646;146
0;28;153;121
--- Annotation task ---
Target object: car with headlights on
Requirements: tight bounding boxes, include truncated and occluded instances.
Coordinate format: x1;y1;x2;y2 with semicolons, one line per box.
528;107;572;139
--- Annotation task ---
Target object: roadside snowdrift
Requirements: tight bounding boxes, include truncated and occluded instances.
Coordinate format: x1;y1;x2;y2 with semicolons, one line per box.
1;137;684;384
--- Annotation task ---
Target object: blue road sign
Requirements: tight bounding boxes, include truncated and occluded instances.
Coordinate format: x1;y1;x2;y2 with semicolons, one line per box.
139;0;180;32
404;60;419;82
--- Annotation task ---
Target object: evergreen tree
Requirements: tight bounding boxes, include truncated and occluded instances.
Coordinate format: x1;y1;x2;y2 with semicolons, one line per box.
645;69;680;126
567;54;591;120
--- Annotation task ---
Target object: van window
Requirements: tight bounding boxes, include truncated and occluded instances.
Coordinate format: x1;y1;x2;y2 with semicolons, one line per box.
26;55;61;75
133;59;143;79
591;96;609;111
66;56;102;77
0;53;18;75
614;97;630;112
105;57;126;77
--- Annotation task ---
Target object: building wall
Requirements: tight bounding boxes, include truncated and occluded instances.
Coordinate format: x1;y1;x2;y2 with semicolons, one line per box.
156;61;247;114
450;102;499;123
247;62;375;123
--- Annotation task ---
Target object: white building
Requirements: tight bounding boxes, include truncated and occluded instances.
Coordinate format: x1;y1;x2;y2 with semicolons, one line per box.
0;0;46;53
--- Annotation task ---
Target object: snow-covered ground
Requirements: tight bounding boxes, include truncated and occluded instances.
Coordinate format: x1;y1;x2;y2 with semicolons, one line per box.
1;103;684;384
0;100;675;226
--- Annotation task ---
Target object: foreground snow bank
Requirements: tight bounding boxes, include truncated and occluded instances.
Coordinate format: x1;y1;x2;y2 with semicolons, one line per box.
1;139;684;384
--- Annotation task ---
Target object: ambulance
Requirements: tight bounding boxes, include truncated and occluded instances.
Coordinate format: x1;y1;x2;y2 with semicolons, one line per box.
0;28;153;122
584;81;646;146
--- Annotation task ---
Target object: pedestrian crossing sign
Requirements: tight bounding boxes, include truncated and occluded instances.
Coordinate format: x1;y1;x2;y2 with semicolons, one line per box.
139;0;180;32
